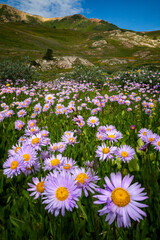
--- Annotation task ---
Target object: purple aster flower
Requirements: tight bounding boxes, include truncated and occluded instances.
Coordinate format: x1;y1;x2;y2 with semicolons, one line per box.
130;125;136;130
17;144;38;167
73;115;84;123
62;131;78;145
17;109;27;118
105;125;116;132
27;177;45;199
116;145;135;162
45;94;55;103
87;116;99;127
27;133;44;150
138;128;151;142
152;136;160;151
8;143;22;157
96;132;107;141
42;171;80;216
40;130;49;137
43;154;64;171
3;156;25;178
31;113;37;118
18;136;27;144
144;131;158;144
106;130;123;142
49;142;66;153
73;167;100;197
0;113;5;122
15;120;25;130
27;120;37;128
91;108;98;115
94;172;148;228
34;103;42;114
6;110;14;118
98;126;107;134
96;143;117;161
25;126;40;136
61;157;77;173
43;103;51;112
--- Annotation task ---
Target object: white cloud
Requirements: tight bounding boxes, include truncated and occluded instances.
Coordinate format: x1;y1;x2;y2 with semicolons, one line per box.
7;0;84;18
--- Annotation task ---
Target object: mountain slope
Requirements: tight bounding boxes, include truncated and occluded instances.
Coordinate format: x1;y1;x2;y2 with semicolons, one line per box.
0;4;119;31
0;4;160;71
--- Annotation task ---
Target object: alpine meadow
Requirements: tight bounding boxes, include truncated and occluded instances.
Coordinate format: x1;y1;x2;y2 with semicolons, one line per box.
0;3;160;240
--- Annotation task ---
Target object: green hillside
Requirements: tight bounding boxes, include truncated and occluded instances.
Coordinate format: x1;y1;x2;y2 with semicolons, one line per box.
0;4;160;71
43;14;119;32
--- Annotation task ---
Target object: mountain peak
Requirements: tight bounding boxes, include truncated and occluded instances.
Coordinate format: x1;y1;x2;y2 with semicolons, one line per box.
0;4;119;31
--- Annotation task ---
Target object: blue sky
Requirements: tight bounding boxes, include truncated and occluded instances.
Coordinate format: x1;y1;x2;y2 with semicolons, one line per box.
1;0;160;31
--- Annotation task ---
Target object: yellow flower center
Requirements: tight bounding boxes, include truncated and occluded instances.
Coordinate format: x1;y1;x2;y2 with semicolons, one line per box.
15;146;21;153
48;96;52;100
32;137;39;144
56;187;69;201
102;147;110;154
19;124;23;128
53;146;58;150
91;119;96;123
21;138;24;141
76;173;88;184
121;151;128;158
30;123;35;127
23;154;30;161
143;132;147;136
35;107;39;111
69;137;75;143
36;182;45;193
11;161;19;170
111;187;130;207
158;141;160;147
108;134;115;139
51;158;60;166
63;164;71;170
106;128;111;131
149;137;154;142
20;112;23;115
58;106;62;109
31;128;36;132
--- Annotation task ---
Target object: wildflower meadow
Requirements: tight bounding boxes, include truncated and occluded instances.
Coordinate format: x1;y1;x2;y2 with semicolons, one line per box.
0;69;160;239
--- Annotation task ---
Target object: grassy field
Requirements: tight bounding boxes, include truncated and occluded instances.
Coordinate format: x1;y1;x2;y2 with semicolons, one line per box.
0;22;160;72
0;68;160;239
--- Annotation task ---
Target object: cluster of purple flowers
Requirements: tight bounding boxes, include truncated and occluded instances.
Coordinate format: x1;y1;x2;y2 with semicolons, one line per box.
138;128;160;151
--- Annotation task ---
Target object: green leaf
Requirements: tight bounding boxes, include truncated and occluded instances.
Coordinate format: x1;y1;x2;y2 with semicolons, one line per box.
128;155;140;172
22;190;30;199
77;201;88;221
137;138;144;147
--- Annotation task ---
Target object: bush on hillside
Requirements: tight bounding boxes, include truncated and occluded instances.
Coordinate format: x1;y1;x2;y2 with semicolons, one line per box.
0;57;35;83
42;49;53;60
65;64;106;86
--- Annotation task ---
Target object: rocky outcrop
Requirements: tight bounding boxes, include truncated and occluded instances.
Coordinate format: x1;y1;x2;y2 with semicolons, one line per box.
101;58;129;65
33;56;93;70
109;30;160;48
92;40;107;47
